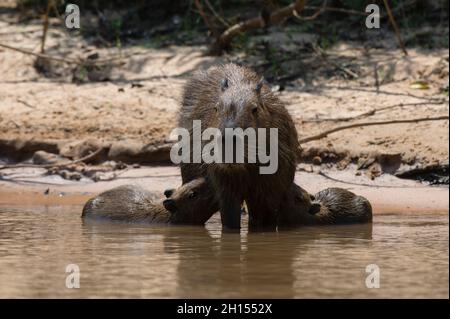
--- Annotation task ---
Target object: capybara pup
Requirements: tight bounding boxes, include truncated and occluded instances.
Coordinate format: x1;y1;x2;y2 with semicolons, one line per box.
309;187;373;225
82;177;218;225
278;184;373;227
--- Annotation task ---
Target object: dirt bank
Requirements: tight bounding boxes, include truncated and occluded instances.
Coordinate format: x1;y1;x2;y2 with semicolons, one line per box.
0;3;448;189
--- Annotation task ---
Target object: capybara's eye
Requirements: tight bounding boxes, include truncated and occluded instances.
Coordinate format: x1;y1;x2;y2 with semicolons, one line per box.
252;105;258;114
220;78;228;91
188;191;197;199
255;77;264;93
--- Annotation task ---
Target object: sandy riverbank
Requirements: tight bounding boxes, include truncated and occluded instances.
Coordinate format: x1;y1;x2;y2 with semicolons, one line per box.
0;165;447;216
0;2;448;216
0;5;448;168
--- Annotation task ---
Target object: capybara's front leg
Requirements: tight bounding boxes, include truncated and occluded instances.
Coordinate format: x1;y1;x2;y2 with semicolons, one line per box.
219;193;242;231
246;198;277;232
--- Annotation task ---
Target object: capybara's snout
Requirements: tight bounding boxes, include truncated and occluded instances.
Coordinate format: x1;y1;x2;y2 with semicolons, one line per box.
163;198;177;212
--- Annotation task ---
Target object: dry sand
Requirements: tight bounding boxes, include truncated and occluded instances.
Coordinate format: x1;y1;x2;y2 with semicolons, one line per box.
0;14;448;166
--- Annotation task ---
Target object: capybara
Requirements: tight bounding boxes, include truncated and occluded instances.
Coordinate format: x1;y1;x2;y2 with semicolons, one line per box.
278;184;373;227
309;187;373;224
178;63;299;230
81;177;218;225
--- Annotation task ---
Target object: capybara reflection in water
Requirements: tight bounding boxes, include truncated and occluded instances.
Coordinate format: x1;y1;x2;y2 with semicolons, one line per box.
179;63;300;231
81;177;218;225
278;185;372;228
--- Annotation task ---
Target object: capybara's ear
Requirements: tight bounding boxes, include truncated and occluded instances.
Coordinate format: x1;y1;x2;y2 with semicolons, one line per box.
309;203;321;215
164;188;175;198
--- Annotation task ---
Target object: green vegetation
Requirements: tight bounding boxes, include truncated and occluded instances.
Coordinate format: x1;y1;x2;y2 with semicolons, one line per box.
15;0;449;51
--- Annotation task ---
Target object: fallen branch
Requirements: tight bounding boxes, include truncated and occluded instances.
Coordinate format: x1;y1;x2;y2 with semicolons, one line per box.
211;0;306;54
293;0;327;21
299;115;449;144
0;147;105;170
301;101;446;123
304;5;368;16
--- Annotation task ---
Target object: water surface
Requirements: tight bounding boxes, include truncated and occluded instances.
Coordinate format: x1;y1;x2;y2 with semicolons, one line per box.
0;206;448;298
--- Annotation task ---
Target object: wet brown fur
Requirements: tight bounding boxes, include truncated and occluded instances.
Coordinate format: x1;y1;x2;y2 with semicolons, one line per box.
81;178;218;225
279;185;373;227
310;187;373;224
179;63;299;230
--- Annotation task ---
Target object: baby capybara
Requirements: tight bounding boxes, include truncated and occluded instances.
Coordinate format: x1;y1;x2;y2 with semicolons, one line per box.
309;187;373;224
278;184;373;227
179;63;299;231
81;177;218;225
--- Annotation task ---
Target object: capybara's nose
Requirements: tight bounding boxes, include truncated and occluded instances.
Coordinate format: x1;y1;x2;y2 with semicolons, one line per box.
224;118;237;129
163;199;177;212
309;203;321;215
164;188;175;198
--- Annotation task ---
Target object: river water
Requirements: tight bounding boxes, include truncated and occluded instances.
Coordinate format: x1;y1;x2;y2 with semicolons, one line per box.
0;206;447;298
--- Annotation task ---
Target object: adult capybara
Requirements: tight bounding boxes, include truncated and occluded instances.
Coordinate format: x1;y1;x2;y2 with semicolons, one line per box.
178;63;299;230
81;177;218;225
278;184;373;228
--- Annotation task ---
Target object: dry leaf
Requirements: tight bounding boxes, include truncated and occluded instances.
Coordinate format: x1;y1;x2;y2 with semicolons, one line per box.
410;81;430;90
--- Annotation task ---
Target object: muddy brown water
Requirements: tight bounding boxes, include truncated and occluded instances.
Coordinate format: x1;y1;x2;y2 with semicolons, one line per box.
0;206;447;298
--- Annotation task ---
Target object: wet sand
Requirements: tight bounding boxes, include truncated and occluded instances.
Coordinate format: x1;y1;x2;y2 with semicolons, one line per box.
0;165;448;215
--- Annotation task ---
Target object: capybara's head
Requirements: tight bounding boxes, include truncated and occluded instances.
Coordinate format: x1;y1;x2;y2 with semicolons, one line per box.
163;177;218;225
212;75;265;134
213;64;267;136
209;66;272;167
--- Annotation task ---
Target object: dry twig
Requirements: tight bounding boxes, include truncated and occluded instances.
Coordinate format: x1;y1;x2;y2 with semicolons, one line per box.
299;116;449;144
204;0;230;27
293;0;327;21
301;101;446;123
383;0;408;55
209;0;307;54
304;5;368;16
40;0;53;53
